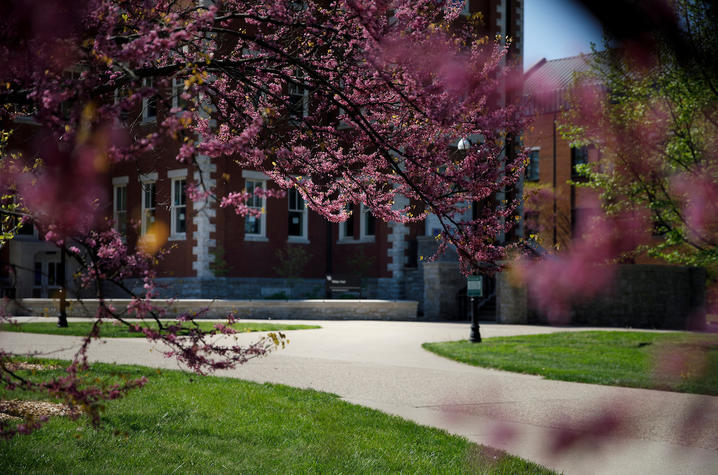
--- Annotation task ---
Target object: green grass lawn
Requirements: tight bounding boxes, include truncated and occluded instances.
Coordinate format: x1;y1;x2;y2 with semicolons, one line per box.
423;331;718;395
0;360;552;474
0;321;320;338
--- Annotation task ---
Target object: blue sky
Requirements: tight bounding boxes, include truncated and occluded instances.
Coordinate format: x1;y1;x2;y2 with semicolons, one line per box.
523;0;604;69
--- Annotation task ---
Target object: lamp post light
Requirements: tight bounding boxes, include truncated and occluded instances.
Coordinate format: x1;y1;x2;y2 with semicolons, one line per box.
457;137;482;343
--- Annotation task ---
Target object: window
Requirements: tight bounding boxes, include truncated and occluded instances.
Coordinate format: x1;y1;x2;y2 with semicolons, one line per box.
114;87;130;123
360;204;375;239
171;177;187;238
9;193;36;238
244;179;266;238
142;78;157;123
141;177;157;236
32;255;62;298
172;77;189;110
288;71;309;120
17;220;35;237
571;146;589;180
288;188;308;241
113;181;128;237
290;0;307;11
526;148;540;182
339;203;355;240
524;210;540;236
47;261;62;287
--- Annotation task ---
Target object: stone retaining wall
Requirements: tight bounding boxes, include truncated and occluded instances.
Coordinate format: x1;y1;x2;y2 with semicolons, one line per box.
496;264;706;329
14;298;418;321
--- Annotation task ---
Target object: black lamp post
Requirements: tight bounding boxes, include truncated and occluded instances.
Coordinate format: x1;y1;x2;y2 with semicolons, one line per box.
57;246;68;328
458;137;482;343
470;295;481;342
467;275;482;343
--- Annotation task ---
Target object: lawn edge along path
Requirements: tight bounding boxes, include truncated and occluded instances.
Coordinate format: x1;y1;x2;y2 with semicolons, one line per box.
1;321;320;338
422;330;718;396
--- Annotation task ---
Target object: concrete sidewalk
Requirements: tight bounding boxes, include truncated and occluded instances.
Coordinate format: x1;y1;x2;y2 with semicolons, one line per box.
2;320;717;475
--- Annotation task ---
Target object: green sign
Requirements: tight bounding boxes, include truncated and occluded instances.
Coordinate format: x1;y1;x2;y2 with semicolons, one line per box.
467;275;483;297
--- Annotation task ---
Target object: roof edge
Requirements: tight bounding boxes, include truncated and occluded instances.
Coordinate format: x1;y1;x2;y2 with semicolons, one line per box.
524;58;547;80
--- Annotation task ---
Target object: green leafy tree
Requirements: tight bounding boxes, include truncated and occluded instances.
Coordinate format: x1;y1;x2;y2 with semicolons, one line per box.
560;0;718;267
0;131;36;247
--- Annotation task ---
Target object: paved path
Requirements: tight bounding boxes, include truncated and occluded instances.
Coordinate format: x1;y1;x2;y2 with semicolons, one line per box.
2;319;717;475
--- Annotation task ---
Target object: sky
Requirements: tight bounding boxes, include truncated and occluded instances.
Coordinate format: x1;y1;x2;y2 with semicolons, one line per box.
523;0;604;69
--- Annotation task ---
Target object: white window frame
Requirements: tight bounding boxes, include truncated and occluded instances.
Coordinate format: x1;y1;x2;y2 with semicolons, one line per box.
113;87;130;125
112;176;129;238
288;71;309;119
140;173;158;236
142;78;157;123
168;169;187;240
172;77;187;110
337;203;356;242
287;187;309;243
360;204;376;241
242;170;268;241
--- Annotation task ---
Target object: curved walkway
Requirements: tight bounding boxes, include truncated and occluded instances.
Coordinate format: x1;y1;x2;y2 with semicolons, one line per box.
2;320;717;475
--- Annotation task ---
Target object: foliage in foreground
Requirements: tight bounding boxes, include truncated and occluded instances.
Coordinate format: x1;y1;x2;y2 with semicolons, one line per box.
423;331;718;395
0;321;319;338
0;0;527;437
0;360;553;474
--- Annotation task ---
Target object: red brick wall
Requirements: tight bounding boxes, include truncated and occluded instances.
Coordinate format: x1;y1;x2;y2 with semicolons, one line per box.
108;150;194;278
523;111;598;249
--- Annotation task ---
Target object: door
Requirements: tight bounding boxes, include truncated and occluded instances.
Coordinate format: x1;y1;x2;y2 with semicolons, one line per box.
32;252;63;298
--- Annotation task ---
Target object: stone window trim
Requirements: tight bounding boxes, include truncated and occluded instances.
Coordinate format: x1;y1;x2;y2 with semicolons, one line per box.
139;172;159;184
169;170;188;241
241;170;270;181
167;168;187;179
112;176;129;186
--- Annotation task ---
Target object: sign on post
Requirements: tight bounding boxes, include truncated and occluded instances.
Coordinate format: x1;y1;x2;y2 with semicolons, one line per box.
467;275;483;298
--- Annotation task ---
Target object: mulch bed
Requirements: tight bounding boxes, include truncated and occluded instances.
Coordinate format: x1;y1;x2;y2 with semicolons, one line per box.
0;400;77;420
4;362;61;372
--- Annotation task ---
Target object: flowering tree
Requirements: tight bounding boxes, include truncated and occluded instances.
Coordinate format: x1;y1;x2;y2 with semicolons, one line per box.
0;0;527;436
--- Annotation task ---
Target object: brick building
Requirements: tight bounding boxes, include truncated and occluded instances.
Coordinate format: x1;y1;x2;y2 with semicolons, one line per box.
522;54;600;250
2;0;524;320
